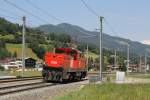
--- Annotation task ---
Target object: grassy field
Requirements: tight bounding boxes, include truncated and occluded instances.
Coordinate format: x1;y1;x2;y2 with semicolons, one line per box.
9;70;42;77
85;52;99;59
6;43;39;60
55;83;150;100
128;73;150;79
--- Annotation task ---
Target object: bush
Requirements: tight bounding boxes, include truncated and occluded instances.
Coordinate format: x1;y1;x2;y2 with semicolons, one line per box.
16;75;22;78
0;65;4;71
29;43;46;59
122;63;127;72
0;48;11;59
0;34;15;42
0;40;6;48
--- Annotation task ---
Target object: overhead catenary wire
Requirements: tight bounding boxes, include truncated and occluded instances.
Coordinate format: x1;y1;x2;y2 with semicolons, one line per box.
3;0;50;24
25;0;95;36
0;7;41;25
0;14;20;20
80;0;122;80
0;7;22;17
0;14;40;28
3;0;98;37
80;0;119;38
2;0;118;38
104;18;119;37
26;0;62;22
2;0;119;45
80;0;99;17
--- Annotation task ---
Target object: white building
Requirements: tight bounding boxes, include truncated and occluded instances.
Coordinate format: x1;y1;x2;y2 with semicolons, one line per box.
1;60;22;70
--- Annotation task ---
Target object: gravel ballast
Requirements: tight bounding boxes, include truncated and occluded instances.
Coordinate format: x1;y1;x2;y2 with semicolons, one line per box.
0;80;89;100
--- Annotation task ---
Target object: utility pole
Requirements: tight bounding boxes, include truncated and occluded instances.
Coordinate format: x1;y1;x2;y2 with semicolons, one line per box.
99;16;104;81
144;53;147;73
139;55;142;72
114;50;117;70
86;44;89;70
22;16;26;78
127;43;130;73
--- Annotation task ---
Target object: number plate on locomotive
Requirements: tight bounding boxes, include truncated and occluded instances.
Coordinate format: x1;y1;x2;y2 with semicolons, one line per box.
50;61;58;64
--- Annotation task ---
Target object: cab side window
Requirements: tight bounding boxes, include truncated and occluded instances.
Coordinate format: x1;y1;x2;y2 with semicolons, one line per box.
70;51;77;60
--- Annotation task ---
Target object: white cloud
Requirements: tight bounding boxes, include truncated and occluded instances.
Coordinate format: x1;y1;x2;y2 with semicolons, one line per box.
141;40;150;45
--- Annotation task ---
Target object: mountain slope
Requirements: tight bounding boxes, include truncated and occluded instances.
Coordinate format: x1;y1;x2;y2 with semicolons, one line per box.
6;43;39;60
37;23;150;55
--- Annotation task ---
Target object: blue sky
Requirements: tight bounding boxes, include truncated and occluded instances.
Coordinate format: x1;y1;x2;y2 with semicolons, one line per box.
0;0;150;43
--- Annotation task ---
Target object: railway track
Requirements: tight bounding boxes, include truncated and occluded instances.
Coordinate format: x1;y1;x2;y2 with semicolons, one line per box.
0;81;58;96
0;76;43;83
0;70;88;96
0;78;88;96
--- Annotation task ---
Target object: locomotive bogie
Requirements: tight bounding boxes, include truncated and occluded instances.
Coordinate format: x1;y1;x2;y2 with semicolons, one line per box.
42;66;87;82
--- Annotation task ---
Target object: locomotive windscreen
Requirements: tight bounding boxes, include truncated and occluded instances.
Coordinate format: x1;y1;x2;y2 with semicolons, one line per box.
55;48;78;60
55;49;65;54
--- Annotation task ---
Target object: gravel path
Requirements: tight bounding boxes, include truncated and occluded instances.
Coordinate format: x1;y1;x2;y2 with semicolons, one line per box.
0;80;89;100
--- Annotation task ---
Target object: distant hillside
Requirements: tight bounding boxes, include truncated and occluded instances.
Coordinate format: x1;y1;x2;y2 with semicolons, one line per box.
0;17;49;59
6;43;39;60
37;23;150;56
0;17;46;44
1;17;150;57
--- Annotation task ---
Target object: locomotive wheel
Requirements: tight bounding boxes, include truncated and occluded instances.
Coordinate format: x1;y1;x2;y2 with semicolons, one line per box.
58;72;63;82
51;71;55;81
68;74;73;81
59;76;63;82
43;74;49;82
78;76;82;81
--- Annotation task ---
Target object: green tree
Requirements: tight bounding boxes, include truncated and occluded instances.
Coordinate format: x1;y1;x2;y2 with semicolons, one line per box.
122;63;127;72
13;51;17;58
57;33;71;43
0;65;4;71
37;46;46;59
0;48;11;59
29;42;46;59
103;56;109;71
88;57;94;70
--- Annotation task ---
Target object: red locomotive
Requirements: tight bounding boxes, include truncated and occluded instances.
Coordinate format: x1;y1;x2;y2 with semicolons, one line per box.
42;47;87;82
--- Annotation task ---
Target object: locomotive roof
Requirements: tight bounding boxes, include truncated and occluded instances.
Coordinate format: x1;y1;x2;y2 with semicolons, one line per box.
55;47;81;53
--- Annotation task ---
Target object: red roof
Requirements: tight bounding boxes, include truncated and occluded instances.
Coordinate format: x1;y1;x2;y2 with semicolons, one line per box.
56;47;78;54
56;47;79;60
